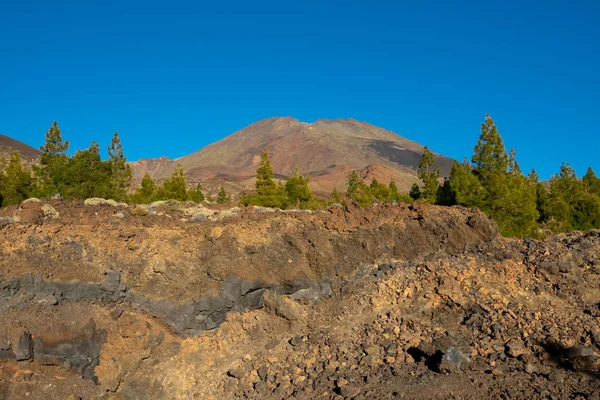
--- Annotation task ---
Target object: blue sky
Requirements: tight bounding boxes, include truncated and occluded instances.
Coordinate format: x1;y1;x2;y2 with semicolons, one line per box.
1;0;598;178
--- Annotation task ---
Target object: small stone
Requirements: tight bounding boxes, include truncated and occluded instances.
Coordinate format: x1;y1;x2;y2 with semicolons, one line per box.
336;378;349;388
254;381;267;392
227;368;245;379
14;331;33;361
37;295;58;306
22;198;41;204
289;335;303;347
439;347;470;373
110;307;124;320
190;213;207;222
525;363;537;374
257;366;268;381
557;256;575;273
223;377;238;391
340;385;360;398
131;206;149;216
506;339;529;358
539;262;559;275
364;345;381;357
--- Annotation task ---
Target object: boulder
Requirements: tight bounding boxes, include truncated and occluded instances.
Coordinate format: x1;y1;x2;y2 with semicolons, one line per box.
131;206;149;216
41;204;60;219
14;331;33;361
22;198;41;204
439;347;470;373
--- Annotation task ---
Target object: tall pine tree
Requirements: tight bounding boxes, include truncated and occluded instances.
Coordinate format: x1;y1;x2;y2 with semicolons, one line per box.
346;170;373;206
447;159;483;208
255;150;284;207
130;173;156;204
159;165;189;201
107;131;132;201
417;146;440;203
36;121;70;197
285;165;312;207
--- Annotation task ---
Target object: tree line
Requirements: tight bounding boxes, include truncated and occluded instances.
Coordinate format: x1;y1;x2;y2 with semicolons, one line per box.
408;115;600;237
1;117;599;238
0;122;230;207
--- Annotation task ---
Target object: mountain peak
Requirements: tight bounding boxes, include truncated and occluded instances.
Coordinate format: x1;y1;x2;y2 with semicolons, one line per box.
129;117;455;193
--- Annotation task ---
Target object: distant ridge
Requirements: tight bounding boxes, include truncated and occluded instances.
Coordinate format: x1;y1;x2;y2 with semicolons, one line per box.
0;134;41;161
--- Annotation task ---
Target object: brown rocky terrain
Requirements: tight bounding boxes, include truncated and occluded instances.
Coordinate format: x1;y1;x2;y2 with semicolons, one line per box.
128;117;454;193
0;199;598;399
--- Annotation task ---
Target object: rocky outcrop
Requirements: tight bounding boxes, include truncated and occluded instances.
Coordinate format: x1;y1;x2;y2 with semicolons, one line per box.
0;273;332;338
13;201;600;399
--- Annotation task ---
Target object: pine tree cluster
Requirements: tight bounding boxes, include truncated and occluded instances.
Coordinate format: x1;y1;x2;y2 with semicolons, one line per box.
429;115;600;238
0;122;225;207
2;118;600;239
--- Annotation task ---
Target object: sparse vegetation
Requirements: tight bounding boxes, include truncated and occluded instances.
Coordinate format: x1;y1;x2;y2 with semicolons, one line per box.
216;187;229;204
2;117;600;238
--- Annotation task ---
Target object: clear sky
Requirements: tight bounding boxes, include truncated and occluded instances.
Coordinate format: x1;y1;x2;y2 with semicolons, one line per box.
1;0;598;178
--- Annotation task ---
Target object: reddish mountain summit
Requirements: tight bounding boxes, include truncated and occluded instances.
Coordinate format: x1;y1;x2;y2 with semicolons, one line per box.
129;117;454;192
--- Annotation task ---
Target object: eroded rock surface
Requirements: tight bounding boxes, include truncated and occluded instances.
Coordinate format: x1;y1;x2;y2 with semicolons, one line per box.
1;200;597;399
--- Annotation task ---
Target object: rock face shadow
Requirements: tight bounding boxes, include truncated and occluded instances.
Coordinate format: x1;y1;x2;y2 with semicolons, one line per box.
540;340;599;376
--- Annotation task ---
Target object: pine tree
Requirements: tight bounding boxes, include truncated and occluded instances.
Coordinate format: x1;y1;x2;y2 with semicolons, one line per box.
583;167;600;196
508;148;522;176
40;121;69;160
447;160;483;208
62;141;112;200
159;165;188;201
346;171;373;206
369;178;390;201
330;186;342;204
255;150;284;207
346;171;362;199
216;187;229;204
0;152;35;206
498;171;540;237
436;178;455;206
107;131;132;201
131;173;156;204
388;180;399;202
472;114;509;179
36;121;70;198
417;146;440;203
547;163;586;231
527;168;540;183
409;183;421;201
285;165;312;207
528;169;550;223
189;183;205;203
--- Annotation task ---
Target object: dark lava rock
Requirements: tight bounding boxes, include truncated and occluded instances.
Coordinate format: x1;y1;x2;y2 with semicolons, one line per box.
14;331;33;361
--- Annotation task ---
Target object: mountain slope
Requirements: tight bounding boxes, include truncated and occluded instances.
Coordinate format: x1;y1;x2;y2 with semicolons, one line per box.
129;117;455;192
0;134;41;162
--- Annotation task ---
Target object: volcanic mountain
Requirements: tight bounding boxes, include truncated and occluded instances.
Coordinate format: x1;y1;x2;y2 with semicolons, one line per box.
0;134;41;162
129;117;454;193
